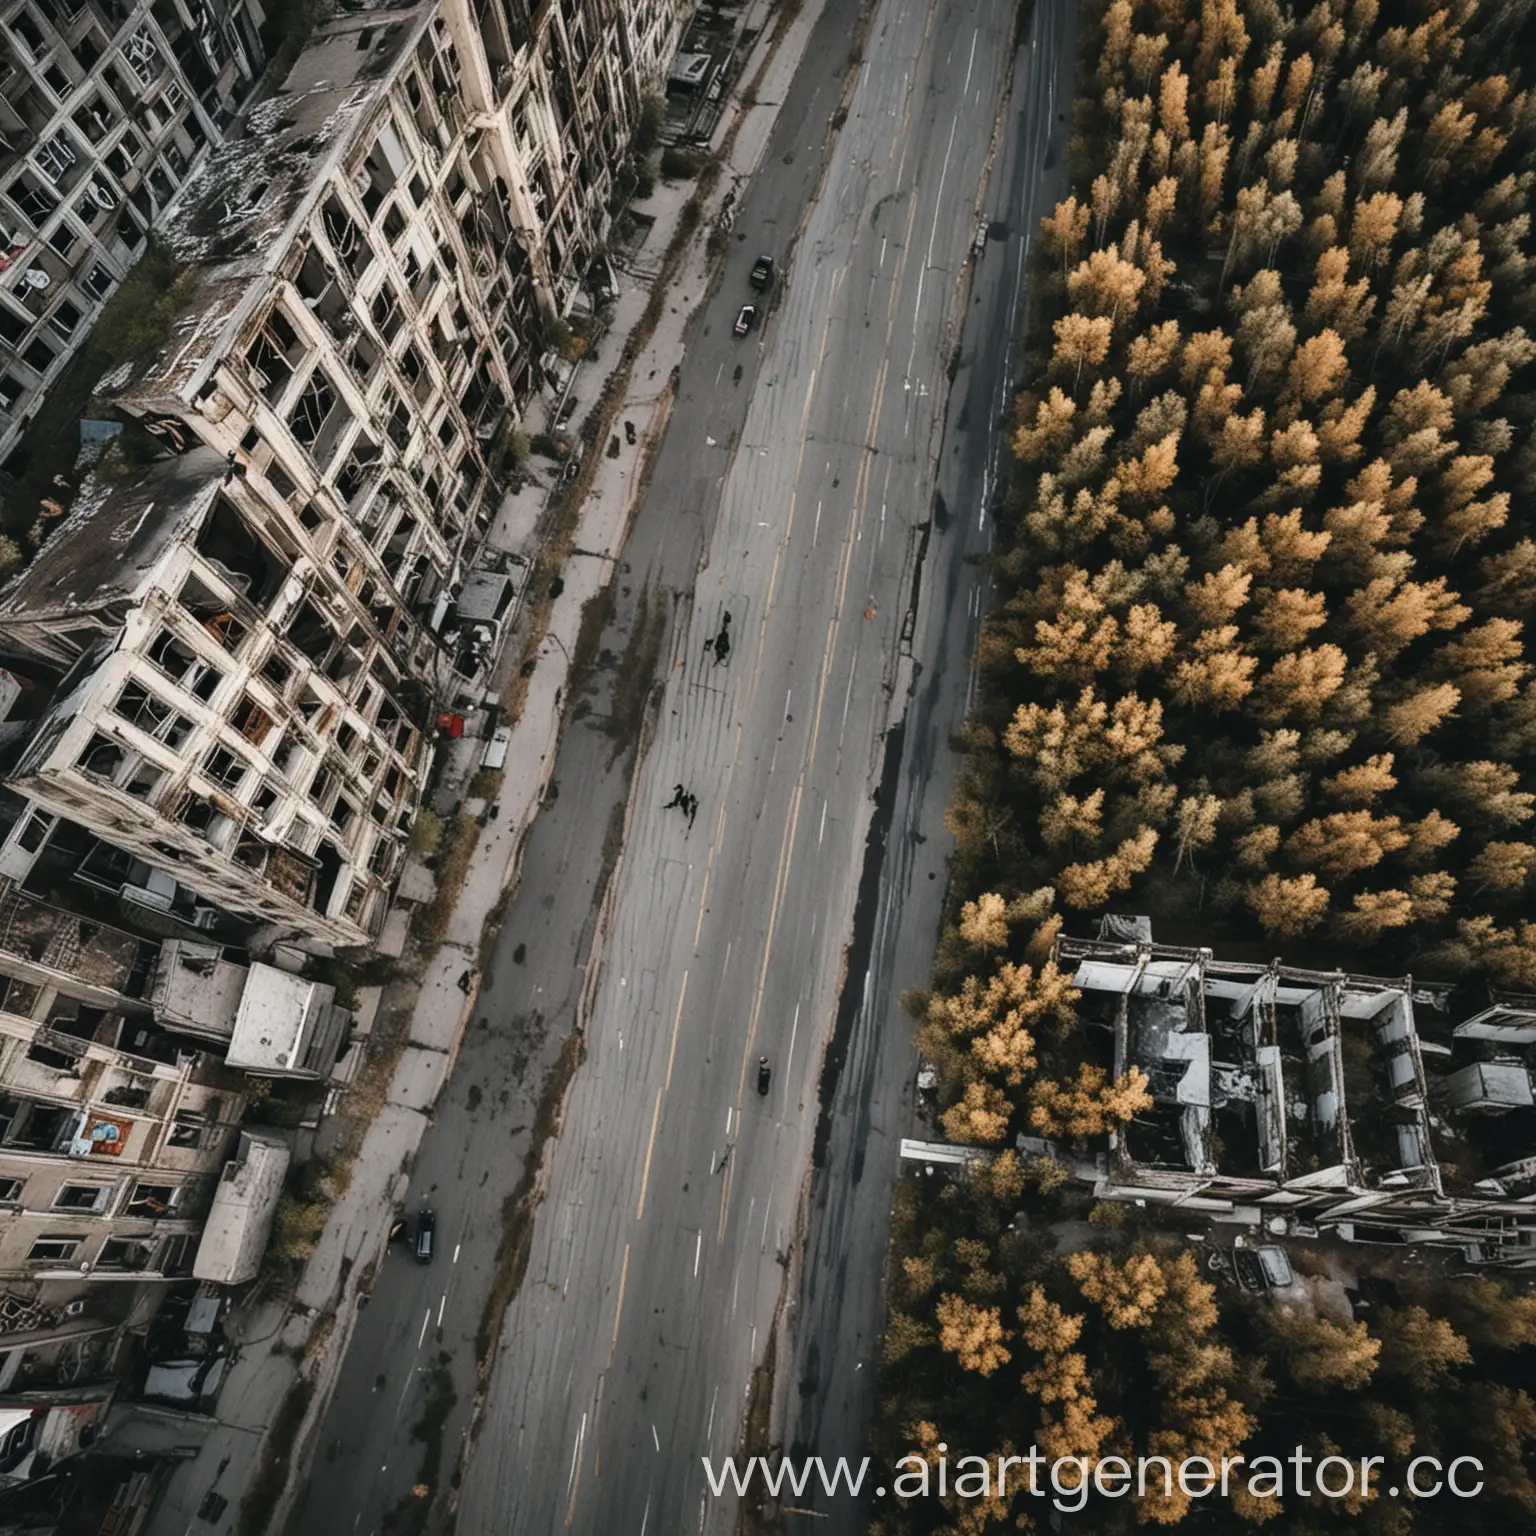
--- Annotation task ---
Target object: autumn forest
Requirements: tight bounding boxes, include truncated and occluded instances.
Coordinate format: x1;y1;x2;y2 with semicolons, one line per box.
874;0;1536;1529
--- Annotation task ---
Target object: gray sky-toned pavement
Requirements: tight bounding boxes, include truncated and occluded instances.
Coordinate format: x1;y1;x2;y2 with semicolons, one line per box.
282;0;1066;1528
780;1;1077;1528
450;0;1021;1529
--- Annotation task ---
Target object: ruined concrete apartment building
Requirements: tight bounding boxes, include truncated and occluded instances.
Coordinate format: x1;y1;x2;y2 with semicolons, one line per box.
0;0;268;469
0;0;680;948
0;886;244;1396
1054;920;1536;1269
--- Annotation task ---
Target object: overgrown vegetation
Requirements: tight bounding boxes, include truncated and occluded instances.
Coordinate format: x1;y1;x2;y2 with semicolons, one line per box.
661;146;710;179
408;814;478;955
1;241;191;545
236;1376;315;1536
877;1160;1536;1533
264;1158;343;1284
406;809;444;860
876;0;1536;1529
957;0;1536;978
634;94;666;155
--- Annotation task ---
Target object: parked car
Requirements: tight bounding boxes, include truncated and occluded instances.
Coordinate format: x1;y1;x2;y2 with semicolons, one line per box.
1233;1244;1292;1292
415;1209;436;1263
734;304;757;336
750;254;774;289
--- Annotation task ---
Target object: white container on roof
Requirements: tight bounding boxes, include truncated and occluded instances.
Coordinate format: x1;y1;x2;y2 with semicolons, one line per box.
226;963;350;1079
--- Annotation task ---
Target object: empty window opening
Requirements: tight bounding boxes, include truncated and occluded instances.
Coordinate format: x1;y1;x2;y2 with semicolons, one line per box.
147;628;197;682
127;1182;176;1216
386;399;411;450
370;286;403;343
321;196;368;279
260;651;292;691
116;680;191;746
23;335;56;373
349;332;380;382
4;1101;75;1152
287;601;334;661
49;299;81;338
180;572;247;652
234;694;273;745
98;1237;154;1270
203;746;246;790
272;736;303;779
168;1111;205;1148
28;1235;83;1262
14;809;55;854
77;732;126;780
125;761;166;800
335;438;380;504
313;838;344;913
54;1184;111;1212
195;497;290;606
178;794;214;830
265;460;297;502
246;308;301;404
288;369;336;449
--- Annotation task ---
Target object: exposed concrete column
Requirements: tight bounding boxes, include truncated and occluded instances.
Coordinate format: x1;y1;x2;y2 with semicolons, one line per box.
438;0;559;321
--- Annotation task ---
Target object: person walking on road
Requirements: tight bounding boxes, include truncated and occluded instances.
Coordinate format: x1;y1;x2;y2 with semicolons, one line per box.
664;784;686;810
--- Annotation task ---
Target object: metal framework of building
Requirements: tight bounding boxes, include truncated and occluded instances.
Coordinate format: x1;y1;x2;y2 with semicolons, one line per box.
1056;922;1536;1269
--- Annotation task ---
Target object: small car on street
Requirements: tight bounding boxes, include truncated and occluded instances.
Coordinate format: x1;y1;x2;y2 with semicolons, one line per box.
757;1056;772;1095
415;1208;436;1263
750;254;774;289
734;304;757;336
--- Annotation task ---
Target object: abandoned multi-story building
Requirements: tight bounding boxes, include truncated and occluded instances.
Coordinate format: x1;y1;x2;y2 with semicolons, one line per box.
0;0;684;949
1053;919;1536;1270
0;884;250;1404
0;0;268;469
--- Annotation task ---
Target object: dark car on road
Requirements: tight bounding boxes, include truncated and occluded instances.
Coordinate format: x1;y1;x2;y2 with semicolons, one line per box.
750;254;774;290
757;1056;772;1095
415;1209;436;1263
734;304;757;337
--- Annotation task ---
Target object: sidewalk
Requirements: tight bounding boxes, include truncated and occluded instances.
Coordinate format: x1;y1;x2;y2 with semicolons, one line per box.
122;5;838;1531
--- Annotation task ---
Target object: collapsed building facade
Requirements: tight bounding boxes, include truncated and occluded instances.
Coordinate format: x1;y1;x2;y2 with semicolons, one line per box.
0;885;250;1408
0;0;685;949
0;0;689;1503
0;0;268;468
0;877;356;1510
1055;920;1536;1269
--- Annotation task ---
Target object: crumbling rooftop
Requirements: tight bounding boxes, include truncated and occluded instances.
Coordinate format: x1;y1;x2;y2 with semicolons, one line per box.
96;8;432;411
0;450;227;636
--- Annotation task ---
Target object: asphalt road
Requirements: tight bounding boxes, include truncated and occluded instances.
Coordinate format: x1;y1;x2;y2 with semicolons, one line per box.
285;0;1034;1527
285;0;870;1531
780;0;1077;1526
450;0;1020;1529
